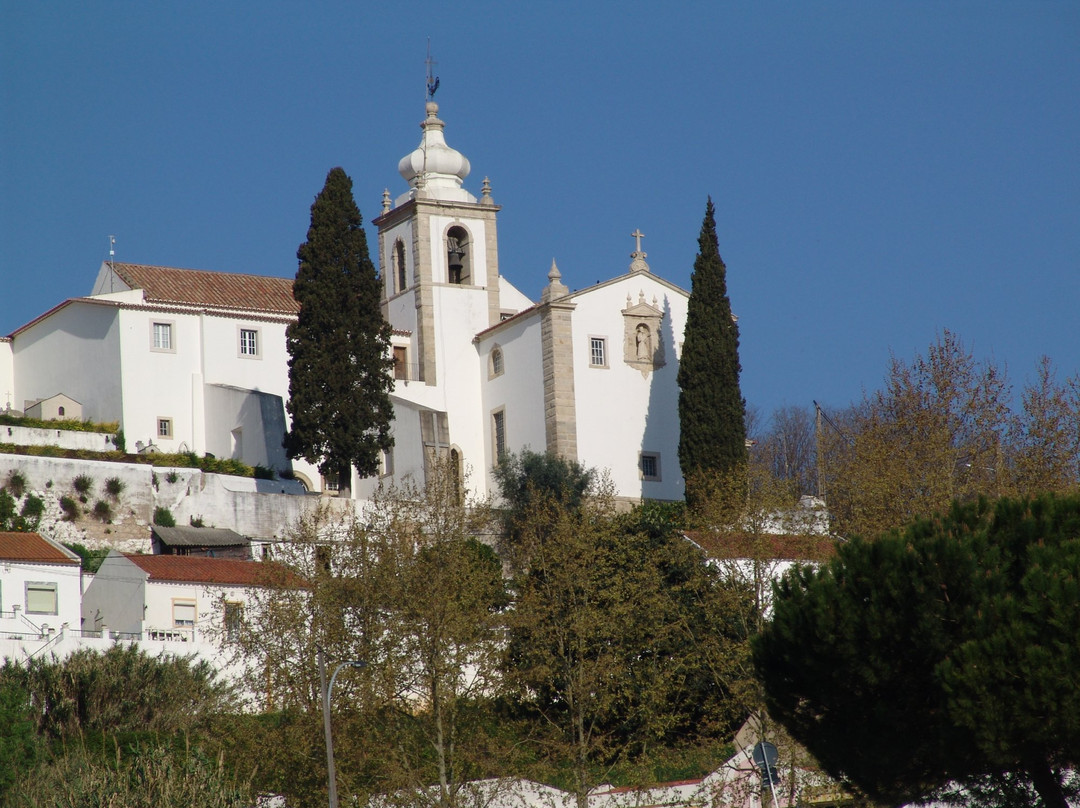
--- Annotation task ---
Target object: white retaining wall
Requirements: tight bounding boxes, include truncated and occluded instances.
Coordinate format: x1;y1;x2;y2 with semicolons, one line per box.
1;423;118;452
0;453;352;543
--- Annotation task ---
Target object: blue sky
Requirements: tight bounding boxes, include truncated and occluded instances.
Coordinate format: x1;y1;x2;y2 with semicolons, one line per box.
2;2;1077;420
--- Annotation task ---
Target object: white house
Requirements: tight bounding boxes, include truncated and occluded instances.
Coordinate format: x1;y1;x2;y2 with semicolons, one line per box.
3;98;699;505
0;531;83;637
81;551;276;646
3;263;321;490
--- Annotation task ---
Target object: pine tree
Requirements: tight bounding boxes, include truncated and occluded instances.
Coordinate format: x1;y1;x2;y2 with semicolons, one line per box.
284;167;394;488
677;198;746;495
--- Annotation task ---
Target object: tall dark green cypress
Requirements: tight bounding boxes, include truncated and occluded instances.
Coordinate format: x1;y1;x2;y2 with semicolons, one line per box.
284;167;394;488
677;198;746;492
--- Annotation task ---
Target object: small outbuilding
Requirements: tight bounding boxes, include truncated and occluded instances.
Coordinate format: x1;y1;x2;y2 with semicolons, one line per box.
150;526;251;560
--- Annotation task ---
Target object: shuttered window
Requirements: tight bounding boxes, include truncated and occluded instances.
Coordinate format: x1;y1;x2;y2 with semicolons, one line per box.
26;583;57;615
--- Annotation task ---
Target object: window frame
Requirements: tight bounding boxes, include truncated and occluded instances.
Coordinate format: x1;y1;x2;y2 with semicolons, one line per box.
172;599;197;628
25;582;58;616
150;320;175;353
393;345;409;381
223;601;243;642
639;451;662;482
238;327;261;359
491;408;507;464
589;336;608;368
489;346;504;379
157;417;173;439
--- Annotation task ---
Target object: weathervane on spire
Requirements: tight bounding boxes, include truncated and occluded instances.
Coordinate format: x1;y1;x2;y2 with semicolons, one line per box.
426;38;440;101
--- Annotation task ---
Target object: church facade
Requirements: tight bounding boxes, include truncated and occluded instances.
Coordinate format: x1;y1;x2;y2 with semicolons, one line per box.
361;100;690;503
0;99;692;504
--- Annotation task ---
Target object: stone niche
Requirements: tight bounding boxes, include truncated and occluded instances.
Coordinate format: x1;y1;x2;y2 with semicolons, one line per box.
622;291;665;377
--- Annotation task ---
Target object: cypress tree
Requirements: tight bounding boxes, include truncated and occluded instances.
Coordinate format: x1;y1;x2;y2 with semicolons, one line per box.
284;167;394;489
677;197;746;493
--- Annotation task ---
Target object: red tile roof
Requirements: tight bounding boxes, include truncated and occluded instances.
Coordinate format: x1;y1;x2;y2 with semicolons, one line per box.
0;532;80;565
123;554;302;587
685;531;837;562
108;262;299;314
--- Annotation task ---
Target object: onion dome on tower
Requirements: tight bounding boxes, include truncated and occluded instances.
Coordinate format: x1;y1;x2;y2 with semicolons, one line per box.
397;102;475;204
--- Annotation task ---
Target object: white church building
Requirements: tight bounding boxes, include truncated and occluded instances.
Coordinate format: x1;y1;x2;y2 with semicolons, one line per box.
0;99;693;504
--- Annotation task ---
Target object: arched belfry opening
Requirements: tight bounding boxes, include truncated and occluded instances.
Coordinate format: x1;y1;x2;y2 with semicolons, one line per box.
393;239;407;294
446;225;471;285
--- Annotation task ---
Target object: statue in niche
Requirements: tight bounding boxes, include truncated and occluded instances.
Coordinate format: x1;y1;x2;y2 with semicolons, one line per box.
635;324;652;360
622;290;665;378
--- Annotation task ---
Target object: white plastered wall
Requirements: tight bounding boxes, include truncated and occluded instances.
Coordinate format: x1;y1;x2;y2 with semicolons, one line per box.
11;302;124;424
569;276;689;501
477;314;546;495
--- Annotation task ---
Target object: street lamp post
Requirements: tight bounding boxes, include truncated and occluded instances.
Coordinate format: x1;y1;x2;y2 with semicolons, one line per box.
319;647;366;808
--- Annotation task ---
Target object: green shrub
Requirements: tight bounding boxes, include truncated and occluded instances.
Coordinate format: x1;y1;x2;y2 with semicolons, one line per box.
189;515;205;528
59;496;79;522
112;429;127;452
72;474;94;495
20;495;44;530
92;500;112;523
6;470;27;499
253;465;276;480
153;507;176;528
104;476;125;499
62;542;109;573
165;471;179;484
0;412;117;434
0;444;256;478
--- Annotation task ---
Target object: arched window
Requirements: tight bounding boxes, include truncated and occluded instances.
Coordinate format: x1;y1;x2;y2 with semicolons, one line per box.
58;406;65;416
446;226;471;285
489;346;504;378
393;240;407;293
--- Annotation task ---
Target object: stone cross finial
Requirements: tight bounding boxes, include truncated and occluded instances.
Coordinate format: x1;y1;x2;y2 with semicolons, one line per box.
629;228;650;273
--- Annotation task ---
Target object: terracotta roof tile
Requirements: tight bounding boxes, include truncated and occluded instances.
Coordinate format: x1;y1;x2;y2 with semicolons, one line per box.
685;530;838;562
123;554;302;587
109;262;298;314
0;532;80;565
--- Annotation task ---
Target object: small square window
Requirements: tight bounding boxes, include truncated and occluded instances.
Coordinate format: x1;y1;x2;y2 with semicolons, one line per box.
151;322;174;352
640;452;661;482
323;473;339;492
239;328;259;357
589;337;607;368
158;418;173;439
26;582;57;615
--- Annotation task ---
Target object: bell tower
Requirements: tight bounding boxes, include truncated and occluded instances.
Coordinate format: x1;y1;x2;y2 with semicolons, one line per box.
374;100;501;387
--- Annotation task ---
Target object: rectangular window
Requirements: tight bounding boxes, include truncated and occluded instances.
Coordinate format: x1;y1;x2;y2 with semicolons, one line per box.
589;337;607;368
323;473;339;492
393;346;408;380
239;328;259;357
492;409;506;463
640;452;661;482
158;418;173;438
224;602;243;642
173;600;197;627
380;446;394;477
151;322;173;352
26;582;57;615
